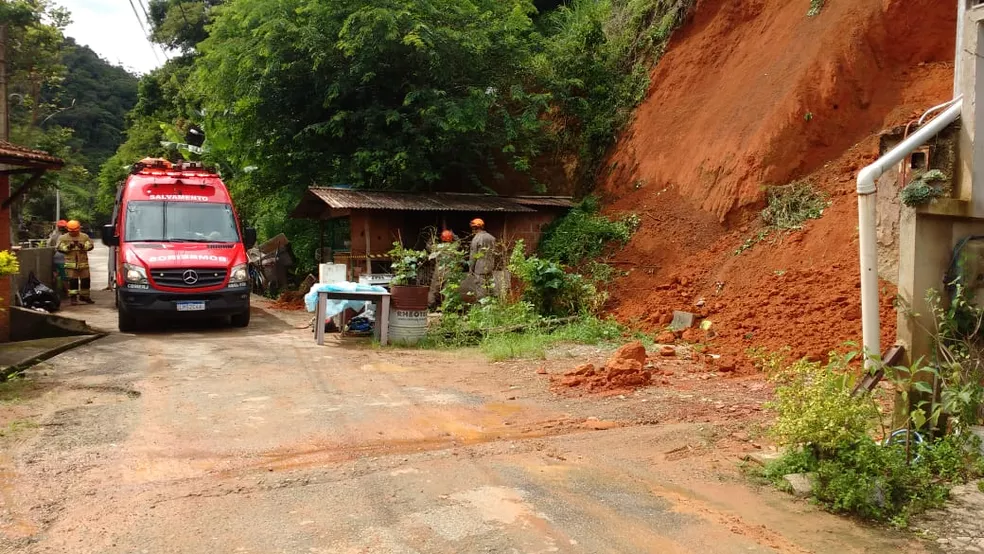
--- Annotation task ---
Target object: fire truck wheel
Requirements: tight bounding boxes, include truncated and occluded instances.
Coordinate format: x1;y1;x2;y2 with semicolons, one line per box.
118;307;138;333
230;309;251;328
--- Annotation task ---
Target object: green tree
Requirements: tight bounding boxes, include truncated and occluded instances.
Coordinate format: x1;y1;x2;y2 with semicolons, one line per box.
5;1;138;230
147;0;222;53
197;0;549;194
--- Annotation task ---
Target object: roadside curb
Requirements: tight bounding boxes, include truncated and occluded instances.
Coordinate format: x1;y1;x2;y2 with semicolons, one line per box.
0;333;107;380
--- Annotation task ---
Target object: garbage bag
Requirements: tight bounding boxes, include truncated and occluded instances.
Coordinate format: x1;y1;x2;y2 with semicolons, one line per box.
20;272;61;312
347;316;374;333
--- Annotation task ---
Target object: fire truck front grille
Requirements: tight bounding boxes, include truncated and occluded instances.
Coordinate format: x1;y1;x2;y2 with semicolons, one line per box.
152;268;228;288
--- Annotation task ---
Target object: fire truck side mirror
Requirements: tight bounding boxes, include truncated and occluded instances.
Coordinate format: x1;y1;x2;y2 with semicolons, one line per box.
243;227;257;249
101;224;119;247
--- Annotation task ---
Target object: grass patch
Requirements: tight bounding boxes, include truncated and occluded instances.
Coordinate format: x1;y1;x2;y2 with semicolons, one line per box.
423;309;627;361
736;181;829;255
807;0;824;17
0;375;31;404
761;181;829;231
480;316;626;361
0;419;39;438
481;332;553;361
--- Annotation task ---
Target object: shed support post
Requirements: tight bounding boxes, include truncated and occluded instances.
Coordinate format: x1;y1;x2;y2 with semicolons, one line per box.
364;217;371;274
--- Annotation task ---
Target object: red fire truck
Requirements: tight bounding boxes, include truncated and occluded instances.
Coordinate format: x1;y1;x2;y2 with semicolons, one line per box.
101;158;257;331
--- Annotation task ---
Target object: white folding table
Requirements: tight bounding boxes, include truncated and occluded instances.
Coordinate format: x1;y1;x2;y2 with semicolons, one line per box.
314;290;391;346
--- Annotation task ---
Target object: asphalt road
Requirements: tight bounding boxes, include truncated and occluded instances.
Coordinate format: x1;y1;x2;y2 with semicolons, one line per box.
0;248;929;553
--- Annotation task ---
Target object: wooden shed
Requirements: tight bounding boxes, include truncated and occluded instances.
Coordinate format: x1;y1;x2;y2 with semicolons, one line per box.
290;187;573;280
0;140;64;341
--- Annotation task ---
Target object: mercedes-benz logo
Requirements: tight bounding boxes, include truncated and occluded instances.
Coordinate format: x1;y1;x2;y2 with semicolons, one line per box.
182;270;199;285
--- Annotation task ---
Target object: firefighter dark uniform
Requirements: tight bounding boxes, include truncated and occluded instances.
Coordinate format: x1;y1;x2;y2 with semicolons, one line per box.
57;222;94;304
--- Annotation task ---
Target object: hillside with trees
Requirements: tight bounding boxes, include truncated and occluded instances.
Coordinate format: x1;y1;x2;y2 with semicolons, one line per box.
96;0;694;270
2;0;138;235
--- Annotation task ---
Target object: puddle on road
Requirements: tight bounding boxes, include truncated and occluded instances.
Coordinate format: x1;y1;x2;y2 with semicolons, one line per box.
484;402;525;417
360;362;420;373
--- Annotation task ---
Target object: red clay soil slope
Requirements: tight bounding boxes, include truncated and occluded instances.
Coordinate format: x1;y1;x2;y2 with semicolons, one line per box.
599;0;956;369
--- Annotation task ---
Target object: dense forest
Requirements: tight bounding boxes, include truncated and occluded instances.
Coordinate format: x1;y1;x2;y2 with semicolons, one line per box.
2;0;139;236
6;0;693;266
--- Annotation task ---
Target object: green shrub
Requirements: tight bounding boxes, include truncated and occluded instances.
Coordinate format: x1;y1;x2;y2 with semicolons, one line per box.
763;437;971;523
510;241;605;317
538;0;695;189
388;242;429;286
763;351;879;451
735;181;829;256
812;439;946;522
538;197;639;267
0;251;20;277
900;170;949;208
758;346;984;524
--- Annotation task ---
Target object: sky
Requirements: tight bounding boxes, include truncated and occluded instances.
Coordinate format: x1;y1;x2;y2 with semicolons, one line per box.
57;0;167;75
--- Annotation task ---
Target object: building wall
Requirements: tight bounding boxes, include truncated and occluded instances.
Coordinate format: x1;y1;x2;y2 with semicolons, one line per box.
0;174;10;342
348;211;407;278
343;209;568;279
877;126;959;285
503;211;560;254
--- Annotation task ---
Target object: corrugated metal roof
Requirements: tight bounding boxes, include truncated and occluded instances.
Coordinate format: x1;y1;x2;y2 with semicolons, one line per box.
0;140;64;167
510;196;575;208
307;187;536;213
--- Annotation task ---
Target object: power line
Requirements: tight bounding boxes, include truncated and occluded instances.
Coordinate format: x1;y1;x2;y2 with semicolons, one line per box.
127;0;161;65
137;0;170;61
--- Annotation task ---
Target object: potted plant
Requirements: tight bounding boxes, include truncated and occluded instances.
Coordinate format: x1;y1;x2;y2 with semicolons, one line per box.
388;242;429;310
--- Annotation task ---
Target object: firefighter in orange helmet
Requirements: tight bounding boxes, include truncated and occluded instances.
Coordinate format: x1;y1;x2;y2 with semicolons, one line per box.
428;228;460;308
468;218;495;277
466;218;496;301
57;220;95;304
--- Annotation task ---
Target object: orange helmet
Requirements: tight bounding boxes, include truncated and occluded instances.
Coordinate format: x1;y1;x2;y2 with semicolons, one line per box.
470;218;485;229
440;230;454;242
56;219;68;228
66;220;81;232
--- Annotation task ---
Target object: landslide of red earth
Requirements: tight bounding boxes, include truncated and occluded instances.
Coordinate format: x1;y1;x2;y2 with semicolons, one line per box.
600;0;955;369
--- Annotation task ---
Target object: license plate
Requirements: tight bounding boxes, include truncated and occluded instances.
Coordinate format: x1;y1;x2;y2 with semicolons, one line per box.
176;301;206;312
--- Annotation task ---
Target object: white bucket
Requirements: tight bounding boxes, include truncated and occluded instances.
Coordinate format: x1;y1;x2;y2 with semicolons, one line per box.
388;307;427;345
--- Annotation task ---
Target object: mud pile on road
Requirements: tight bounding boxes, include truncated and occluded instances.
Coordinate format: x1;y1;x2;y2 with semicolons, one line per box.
597;0;955;369
553;341;652;393
271;290;306;311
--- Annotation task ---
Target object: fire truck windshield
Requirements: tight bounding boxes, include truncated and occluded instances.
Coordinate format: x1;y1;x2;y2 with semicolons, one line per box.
125;201;240;243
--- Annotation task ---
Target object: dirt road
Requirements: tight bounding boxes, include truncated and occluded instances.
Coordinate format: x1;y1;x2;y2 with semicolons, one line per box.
0;250;929;553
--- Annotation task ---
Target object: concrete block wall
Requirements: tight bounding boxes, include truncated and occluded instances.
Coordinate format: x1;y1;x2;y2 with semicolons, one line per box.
13;247;56;293
504;212;558;254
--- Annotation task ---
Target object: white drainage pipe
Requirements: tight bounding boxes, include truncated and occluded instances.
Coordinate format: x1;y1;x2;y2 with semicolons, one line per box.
856;99;962;368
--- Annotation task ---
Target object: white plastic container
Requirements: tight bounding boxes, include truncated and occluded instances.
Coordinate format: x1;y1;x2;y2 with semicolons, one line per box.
319;263;347;284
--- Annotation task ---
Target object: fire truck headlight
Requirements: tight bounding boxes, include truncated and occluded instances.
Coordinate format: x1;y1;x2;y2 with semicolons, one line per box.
123;263;148;284
229;264;248;284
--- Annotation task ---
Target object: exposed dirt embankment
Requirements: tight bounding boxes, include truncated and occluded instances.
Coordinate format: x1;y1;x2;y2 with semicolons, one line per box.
602;0;955;218
600;0;956;368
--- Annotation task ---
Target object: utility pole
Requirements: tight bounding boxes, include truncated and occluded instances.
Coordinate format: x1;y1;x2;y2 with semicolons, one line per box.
0;24;11;249
0;24;9;142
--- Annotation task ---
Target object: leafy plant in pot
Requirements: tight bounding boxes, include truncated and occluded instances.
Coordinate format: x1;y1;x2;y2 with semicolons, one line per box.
388;242;430;310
